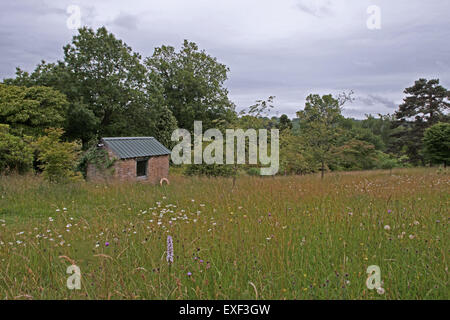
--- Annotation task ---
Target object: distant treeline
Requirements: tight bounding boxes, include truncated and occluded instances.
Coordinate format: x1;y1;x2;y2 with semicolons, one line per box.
0;27;449;180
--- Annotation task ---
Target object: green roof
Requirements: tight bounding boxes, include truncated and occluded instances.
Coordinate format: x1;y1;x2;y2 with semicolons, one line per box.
102;137;171;159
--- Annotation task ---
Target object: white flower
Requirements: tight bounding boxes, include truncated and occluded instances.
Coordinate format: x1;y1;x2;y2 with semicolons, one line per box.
409;234;415;240
413;221;420;226
377;287;385;295
384;225;391;231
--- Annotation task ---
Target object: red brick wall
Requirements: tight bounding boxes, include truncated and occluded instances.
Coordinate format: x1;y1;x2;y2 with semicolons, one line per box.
147;155;170;184
86;145;169;184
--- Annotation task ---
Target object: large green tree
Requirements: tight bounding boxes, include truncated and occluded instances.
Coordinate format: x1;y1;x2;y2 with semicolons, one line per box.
3;27;177;148
0;124;34;174
62;27;171;140
393;79;450;165
422;122;450;167
146;40;236;132
296;94;345;178
0;84;67;136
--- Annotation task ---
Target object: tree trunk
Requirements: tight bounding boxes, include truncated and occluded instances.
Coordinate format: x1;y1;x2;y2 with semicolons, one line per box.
321;160;325;179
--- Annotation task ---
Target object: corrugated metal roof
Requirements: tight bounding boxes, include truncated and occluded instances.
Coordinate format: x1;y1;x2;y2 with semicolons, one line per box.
102;137;171;159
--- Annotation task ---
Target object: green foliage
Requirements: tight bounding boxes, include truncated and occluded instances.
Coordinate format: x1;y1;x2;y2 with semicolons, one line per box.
332;139;377;171
246;167;260;176
35;128;81;182
77;145;117;179
146;40;236;131
375;151;404;170
278;114;293;132
422;122;450;166
0;84;68;136
184;164;235;177
62;27;165;140
150;105;178;149
0;124;34;174
393;79;450;165
297;94;344;177
279;131;317;175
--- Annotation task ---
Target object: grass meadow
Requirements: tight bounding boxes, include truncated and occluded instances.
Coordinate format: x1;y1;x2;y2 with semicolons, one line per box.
0;168;448;300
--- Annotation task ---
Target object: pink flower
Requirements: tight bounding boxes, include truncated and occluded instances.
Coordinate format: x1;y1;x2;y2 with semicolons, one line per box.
166;235;174;264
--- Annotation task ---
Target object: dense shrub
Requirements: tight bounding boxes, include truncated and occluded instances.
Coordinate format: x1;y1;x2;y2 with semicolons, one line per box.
0;124;34;174
35;128;81;182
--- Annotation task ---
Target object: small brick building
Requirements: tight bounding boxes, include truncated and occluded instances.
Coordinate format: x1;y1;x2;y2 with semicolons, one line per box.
87;137;170;183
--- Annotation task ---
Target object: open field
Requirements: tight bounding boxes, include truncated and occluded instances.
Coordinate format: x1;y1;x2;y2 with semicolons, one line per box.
0;168;448;300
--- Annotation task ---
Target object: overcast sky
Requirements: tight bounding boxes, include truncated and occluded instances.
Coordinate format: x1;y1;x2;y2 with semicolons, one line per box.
1;0;449;118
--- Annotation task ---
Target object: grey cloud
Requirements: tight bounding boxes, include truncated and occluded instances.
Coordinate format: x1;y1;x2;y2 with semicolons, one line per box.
357;95;398;110
111;12;140;30
0;0;449;119
295;0;333;17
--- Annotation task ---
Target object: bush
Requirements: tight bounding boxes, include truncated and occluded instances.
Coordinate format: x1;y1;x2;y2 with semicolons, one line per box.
184;164;235;177
35;128;82;182
0;124;34;174
423;122;450;167
77;145;116;179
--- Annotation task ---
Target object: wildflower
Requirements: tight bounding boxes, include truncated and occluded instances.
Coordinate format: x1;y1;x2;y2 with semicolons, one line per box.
413;221;420;226
105;242;110;247
348;212;353;216
166;235;174;264
187;272;192;276
377;287;385;295
384;225;391;231
387;210;392;214
409;234;415;240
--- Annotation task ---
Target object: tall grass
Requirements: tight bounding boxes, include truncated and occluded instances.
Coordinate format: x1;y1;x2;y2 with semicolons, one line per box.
0;168;448;299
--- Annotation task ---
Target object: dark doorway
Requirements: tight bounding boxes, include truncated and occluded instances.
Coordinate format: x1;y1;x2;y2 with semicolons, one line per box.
136;160;147;177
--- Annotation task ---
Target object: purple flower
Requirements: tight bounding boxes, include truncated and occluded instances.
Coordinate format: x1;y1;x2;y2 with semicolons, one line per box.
105;242;109;247
187;272;192;276
166;235;174;264
388;210;392;214
200;259;204;263
268;212;272;217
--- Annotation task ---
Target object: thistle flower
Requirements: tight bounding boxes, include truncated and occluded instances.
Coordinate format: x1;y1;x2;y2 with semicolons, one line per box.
166;235;174;264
